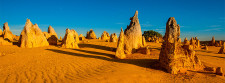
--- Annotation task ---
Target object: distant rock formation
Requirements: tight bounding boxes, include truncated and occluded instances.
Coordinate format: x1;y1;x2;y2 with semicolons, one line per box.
218;42;225;54
19;19;49;48
61;29;79;48
142;36;146;46
79;34;85;40
0;37;12;45
3;22;14;41
101;31;110;40
159;17;203;74
115;11;146;59
115;28;126;59
86;29;97;39
46;26;58;45
183;37;189;45
211;36;215;46
109;33;118;42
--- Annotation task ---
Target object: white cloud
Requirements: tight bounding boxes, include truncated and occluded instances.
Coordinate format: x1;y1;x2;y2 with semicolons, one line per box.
208;25;221;27
203;28;223;31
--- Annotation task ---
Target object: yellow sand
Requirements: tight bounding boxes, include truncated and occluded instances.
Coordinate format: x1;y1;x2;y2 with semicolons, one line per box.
0;40;224;83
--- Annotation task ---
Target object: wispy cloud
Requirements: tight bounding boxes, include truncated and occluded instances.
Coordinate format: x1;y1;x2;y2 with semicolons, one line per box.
115;23;124;25
203;28;223;31
208;25;221;27
141;24;153;27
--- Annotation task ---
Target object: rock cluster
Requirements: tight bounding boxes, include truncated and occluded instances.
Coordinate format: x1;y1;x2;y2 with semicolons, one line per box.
147;36;163;43
116;11;146;59
61;29;79;48
109;33;118;42
19;19;49;48
159;17;203;74
86;29;97;39
3;22;14;41
43;26;58;45
101;31;110;41
218;42;225;54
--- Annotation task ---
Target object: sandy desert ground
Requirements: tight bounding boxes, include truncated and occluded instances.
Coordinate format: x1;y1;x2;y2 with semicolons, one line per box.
0;39;225;83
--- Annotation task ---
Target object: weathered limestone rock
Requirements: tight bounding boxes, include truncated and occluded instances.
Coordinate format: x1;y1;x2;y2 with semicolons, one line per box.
43;32;50;38
101;31;110;40
0;37;12;45
0;29;3;36
159;17;202;74
211;36;215;46
19;19;49;48
3;22;14;41
59;36;62;40
79;34;85;40
183;37;189;45
124;11;143;54
146;46;150;55
142;36;146;46
115;28;126;59
196;39;200;48
218;42;225;54
110;33;118;42
61;29;79;48
86;29;97;39
47;26;58;45
203;45;208;50
216;67;224;76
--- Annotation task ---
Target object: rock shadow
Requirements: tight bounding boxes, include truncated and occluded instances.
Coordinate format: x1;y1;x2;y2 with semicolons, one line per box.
78;43;116;52
46;49;163;71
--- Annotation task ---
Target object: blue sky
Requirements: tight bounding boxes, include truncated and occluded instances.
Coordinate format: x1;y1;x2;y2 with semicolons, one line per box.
0;0;225;41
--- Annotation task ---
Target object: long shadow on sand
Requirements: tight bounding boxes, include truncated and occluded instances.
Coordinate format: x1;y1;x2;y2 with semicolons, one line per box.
200;55;225;59
78;43;116;52
46;49;163;71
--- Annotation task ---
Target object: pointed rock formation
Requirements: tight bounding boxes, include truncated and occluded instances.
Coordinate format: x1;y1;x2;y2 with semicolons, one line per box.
159;17;203;74
19;19;49;48
218;42;225;54
123;10;144;54
79;34;85;40
110;33;118;42
183;37;189;45
146;46;150;55
115;28;126;59
3;22;14;41
211;36;215;46
0;37;12;45
101;31;110;40
196;39;200;48
61;29;79;48
86;29;97;39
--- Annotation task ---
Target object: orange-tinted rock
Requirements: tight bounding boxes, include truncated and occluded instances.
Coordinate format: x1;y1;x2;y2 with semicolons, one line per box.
183;37;189;45
218;42;225;54
3;22;14;41
124;11;144;54
159;17;202;74
86;29;97;39
101;31;110;40
115;28;126;59
79;34;85;40
0;29;3;36
19;19;49;48
110;33;118;42
142;36;146;46
211;36;215;46
146;46;150;55
0;37;12;45
46;26;58;45
216;67;224;76
61;29;79;48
